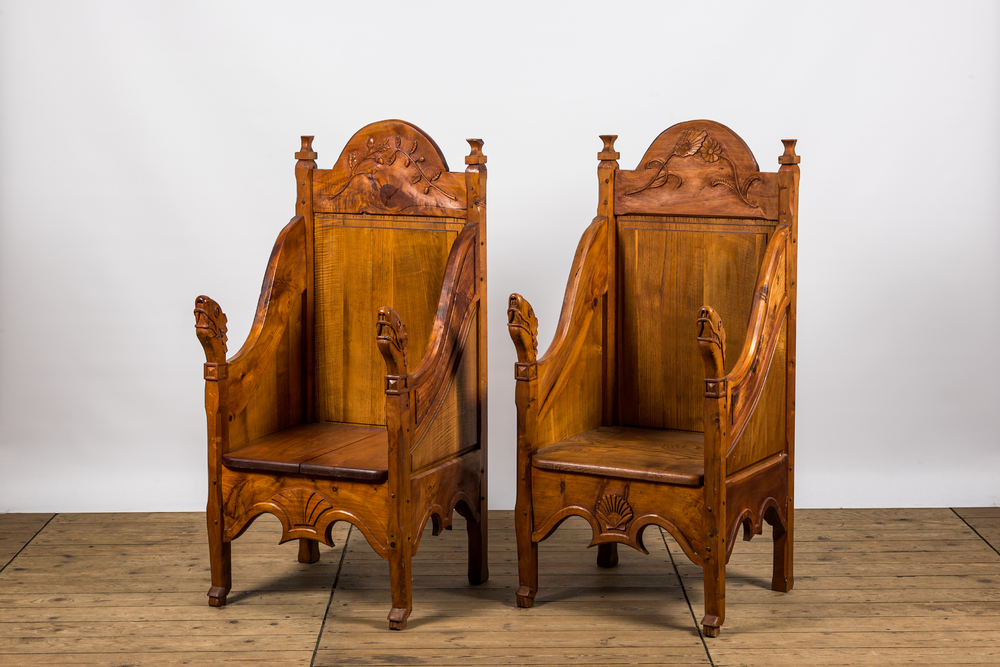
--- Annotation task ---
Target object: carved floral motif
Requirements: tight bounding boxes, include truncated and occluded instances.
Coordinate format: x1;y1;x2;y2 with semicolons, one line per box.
625;129;761;207
596;493;634;532
331;135;457;202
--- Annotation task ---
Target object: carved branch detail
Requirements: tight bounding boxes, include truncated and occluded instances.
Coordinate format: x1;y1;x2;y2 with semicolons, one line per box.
330;135;457;202
624;129;760;207
507;294;539;364
194;295;228;363
376;306;409;380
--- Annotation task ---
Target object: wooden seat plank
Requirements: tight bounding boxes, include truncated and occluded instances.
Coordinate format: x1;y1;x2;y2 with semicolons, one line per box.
223;423;387;481
532;426;705;486
301;432;389;482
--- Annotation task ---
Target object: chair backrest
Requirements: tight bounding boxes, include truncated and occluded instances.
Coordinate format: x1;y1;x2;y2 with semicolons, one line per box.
604;121;789;464
301;120;482;427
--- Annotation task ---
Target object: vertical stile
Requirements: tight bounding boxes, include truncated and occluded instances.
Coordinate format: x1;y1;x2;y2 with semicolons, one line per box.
597;135;619;426
294;136;317;423
777;139;800;592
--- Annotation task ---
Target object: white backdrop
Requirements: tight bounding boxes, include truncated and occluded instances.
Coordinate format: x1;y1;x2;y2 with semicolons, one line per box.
1;1;998;512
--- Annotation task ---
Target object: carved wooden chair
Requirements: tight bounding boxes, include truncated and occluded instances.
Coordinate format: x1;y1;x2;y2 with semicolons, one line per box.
194;120;488;630
507;120;799;637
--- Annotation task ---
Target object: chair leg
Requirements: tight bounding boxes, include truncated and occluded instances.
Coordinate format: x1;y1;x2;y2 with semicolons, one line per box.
515;514;538;608
466;511;490;585
298;539;321;564
770;515;793;592
207;519;231;607
597;543;618;568
701;557;726;637
387;544;412;630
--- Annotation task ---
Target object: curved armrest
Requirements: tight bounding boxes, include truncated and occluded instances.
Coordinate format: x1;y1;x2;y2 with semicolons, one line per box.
387;223;480;435
194;216;307;419
700;223;791;450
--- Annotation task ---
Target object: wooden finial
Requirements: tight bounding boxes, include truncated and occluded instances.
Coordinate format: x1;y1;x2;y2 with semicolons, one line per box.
778;139;800;165
295;135;318;160
465;138;486;165
598;135;620;161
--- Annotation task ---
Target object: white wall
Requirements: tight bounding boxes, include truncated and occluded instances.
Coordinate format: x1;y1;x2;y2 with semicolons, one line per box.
1;1;997;512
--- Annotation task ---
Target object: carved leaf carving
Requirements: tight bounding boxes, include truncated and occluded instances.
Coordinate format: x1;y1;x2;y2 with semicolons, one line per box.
328;134;458;203
624;128;760;208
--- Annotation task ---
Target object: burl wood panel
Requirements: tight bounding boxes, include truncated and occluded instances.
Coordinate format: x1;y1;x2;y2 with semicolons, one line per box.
618;217;772;431
313;214;460;426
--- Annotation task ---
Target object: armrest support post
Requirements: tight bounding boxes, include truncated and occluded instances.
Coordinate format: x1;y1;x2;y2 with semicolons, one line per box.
194;295;231;558
697;305;728;635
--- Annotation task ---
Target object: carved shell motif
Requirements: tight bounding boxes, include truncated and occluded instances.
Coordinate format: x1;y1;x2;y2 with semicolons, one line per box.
274;488;335;528
596;493;634;532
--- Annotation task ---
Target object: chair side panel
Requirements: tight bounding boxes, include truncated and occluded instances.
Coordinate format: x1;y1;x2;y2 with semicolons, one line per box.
617;217;771;431
727;319;787;475
535;296;604;448
313;214;461;426
229;291;305;448
410;305;480;473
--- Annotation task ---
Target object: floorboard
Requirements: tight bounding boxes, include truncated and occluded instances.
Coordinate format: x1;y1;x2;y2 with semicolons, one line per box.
668;507;1000;666
0;508;997;666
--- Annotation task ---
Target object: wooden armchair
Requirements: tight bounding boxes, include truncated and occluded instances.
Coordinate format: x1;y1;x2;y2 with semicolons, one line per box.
194;120;488;630
507;120;799;637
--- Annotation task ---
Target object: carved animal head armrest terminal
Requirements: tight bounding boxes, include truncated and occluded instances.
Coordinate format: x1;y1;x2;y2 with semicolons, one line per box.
194;295;228;364
507;294;538;365
376;306;409;379
697;306;726;381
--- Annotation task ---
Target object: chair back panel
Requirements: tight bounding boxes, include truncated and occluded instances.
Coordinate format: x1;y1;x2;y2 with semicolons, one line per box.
307;120;472;427
314;214;462;426
617;217;774;431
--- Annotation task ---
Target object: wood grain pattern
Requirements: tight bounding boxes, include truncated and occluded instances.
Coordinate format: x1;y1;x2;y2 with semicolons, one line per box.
1;510;998;665
533;426;704;486
618;218;770;431
193;122;489;629
313;215;458;426
508;122;799;635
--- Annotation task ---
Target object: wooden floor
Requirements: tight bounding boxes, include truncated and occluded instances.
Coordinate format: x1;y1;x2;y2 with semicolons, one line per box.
0;509;997;666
